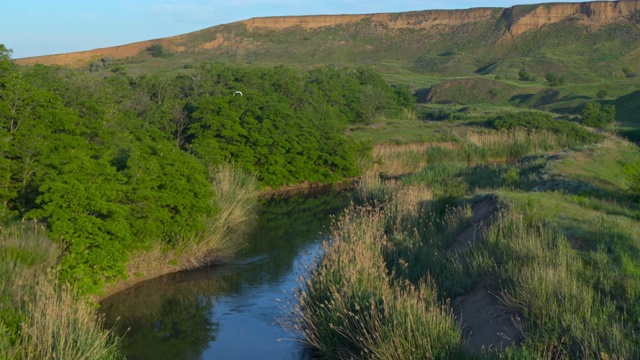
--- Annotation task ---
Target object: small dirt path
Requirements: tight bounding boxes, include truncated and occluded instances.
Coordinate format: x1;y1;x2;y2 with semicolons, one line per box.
449;194;499;255
449;195;523;352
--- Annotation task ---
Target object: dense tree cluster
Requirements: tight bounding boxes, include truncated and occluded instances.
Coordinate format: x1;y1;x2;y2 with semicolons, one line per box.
0;45;414;293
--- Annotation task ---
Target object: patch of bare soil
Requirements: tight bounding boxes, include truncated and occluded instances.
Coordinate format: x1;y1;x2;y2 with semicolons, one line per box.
449;194;500;254
453;281;523;352
449;194;523;352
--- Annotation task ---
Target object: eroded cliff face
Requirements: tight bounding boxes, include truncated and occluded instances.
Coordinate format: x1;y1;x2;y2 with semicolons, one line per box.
504;0;640;38
242;8;497;31
13;0;640;67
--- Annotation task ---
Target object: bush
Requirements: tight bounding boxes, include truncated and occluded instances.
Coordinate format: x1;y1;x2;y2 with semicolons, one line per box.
147;44;164;58
518;69;533;81
596;89;608;99
545;72;565;86
89;61;102;73
490;112;602;145
582;101;615;129
419;107;453;121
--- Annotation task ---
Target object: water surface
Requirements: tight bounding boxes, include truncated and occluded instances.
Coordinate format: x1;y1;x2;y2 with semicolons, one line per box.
101;190;350;360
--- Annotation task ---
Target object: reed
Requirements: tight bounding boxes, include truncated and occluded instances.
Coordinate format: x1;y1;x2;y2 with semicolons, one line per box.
181;163;259;268
370;143;430;177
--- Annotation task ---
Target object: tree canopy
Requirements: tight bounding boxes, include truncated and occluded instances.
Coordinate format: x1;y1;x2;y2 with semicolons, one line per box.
0;48;414;294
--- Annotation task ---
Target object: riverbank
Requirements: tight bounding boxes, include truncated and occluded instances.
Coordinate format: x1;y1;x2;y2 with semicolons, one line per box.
99;190;352;359
98;165;259;301
290;133;640;358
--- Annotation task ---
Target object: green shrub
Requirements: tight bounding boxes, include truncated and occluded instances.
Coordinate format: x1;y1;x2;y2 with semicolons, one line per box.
582;101;615;129
545;72;565;86
147;43;164;58
518;69;533;81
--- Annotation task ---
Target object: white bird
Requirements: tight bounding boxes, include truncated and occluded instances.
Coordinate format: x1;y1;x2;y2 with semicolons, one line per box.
233;91;243;96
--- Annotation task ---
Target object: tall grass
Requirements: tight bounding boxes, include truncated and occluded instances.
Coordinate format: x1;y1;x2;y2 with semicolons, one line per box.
0;223;121;359
369;143;431;177
17;273;121;360
182;163;260;267
423;129;599;167
289;180;464;359
473;210;637;359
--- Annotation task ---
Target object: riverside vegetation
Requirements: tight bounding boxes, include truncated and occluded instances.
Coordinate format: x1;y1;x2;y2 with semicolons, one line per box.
289;119;640;357
0;43;414;358
3;4;640;355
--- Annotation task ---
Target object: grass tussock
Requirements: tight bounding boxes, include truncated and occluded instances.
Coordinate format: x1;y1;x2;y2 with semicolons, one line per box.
0;224;121;359
289;180;463;359
423;128;600;167
17;272;121;360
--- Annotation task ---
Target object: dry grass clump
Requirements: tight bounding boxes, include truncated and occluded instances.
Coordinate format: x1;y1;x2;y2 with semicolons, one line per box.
17;272;121;360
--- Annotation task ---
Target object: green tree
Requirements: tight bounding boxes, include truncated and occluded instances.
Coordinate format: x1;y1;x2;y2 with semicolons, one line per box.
29;155;132;295
120;139;214;247
582;101;615;128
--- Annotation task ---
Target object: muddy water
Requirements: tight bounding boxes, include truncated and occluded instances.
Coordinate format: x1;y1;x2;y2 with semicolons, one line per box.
100;190;350;360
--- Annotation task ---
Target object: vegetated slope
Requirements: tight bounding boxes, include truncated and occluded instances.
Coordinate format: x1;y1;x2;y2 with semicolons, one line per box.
14;1;640;81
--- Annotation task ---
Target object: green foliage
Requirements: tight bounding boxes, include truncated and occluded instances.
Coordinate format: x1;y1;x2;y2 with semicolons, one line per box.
181;64;411;186
28;155;132;294
596;89;608;99
120;140;215;247
518;69;533;81
623;160;640;200
544;72;565;86
582;101;615;128
1;57;413;294
147;43;165;58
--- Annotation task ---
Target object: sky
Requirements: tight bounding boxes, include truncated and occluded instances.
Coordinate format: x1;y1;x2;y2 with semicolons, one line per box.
3;0;581;59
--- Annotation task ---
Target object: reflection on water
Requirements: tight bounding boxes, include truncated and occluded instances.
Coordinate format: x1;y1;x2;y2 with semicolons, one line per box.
100;190;350;360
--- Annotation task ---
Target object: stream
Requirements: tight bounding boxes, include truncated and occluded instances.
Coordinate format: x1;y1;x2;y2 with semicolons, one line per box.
100;190;351;360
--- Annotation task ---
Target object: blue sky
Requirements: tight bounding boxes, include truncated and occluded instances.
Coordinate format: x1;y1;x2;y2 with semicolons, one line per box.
4;0;579;59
